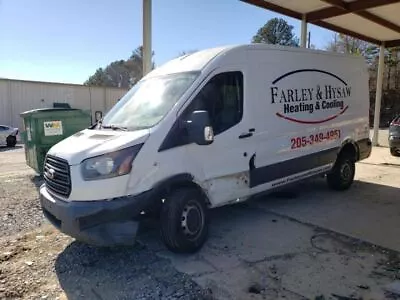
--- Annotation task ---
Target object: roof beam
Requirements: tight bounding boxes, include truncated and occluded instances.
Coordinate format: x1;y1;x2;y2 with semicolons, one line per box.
240;0;301;20
322;0;347;10
310;20;381;45
385;39;400;47
356;10;400;34
307;0;400;22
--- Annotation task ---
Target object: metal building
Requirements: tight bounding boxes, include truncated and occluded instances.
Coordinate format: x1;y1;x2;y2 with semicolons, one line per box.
0;78;128;130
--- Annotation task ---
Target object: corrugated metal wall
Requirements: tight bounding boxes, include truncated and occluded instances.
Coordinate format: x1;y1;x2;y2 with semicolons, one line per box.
0;79;128;129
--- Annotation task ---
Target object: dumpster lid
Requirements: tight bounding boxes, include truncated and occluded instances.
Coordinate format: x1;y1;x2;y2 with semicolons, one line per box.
20;107;79;116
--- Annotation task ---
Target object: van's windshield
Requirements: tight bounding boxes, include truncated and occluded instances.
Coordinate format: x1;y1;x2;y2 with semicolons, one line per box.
101;72;199;130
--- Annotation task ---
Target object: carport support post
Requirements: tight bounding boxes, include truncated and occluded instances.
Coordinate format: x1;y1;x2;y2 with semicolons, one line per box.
372;43;385;146
301;15;307;48
143;0;152;76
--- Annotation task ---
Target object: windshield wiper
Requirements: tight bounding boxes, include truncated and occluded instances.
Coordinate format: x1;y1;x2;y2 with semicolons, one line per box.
101;124;128;131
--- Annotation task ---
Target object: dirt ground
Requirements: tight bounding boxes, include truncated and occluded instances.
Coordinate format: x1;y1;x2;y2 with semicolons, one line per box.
1;145;400;300
369;129;389;147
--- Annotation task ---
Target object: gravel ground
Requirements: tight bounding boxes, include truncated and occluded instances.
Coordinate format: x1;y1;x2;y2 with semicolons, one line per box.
0;147;213;300
0;173;44;237
0;226;212;300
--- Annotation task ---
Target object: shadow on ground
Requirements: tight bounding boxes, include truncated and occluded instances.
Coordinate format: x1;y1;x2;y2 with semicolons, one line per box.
55;239;211;300
256;178;400;217
0;145;23;152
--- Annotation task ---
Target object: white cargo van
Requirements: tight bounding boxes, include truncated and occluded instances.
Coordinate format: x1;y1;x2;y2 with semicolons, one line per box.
40;44;371;253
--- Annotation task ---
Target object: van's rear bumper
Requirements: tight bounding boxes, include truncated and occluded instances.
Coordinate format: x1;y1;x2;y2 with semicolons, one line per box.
357;138;372;161
39;185;154;246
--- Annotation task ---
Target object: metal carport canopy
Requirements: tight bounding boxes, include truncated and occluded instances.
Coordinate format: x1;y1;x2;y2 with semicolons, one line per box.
241;0;400;145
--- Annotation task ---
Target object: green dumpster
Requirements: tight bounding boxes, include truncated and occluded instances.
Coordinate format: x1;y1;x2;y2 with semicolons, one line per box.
20;108;92;174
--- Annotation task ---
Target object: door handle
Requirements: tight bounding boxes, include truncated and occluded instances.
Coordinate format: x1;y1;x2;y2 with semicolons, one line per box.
239;132;253;139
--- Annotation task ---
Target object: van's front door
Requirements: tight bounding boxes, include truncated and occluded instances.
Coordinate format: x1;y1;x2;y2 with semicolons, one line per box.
183;69;255;207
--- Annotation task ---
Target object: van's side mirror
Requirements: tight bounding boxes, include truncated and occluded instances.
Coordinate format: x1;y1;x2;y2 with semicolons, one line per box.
186;110;214;145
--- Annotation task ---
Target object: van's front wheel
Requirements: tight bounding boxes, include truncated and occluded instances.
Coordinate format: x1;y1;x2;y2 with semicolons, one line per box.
327;153;355;190
160;188;208;253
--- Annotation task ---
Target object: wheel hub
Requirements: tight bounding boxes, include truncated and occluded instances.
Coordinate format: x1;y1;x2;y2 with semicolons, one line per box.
340;162;351;182
181;201;204;238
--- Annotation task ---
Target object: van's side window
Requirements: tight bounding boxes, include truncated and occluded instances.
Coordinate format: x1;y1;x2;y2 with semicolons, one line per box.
192;72;243;135
158;71;244;151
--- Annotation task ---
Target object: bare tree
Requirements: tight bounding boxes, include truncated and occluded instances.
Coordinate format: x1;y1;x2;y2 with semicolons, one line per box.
326;33;340;52
325;33;374;57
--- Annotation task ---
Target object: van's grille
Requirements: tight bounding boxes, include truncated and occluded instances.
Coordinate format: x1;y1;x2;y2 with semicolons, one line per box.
44;155;71;198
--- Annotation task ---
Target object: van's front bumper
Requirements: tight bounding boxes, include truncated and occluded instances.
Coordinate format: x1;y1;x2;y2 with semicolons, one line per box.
39;185;153;246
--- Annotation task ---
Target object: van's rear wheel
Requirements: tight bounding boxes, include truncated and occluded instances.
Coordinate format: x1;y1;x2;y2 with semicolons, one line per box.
160;188;208;253
327;153;355;191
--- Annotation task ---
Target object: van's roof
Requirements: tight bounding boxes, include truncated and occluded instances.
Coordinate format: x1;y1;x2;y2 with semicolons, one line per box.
144;46;233;79
145;44;363;79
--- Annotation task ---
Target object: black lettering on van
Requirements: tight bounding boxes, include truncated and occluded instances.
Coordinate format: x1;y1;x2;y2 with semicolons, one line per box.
346;86;351;96
307;88;313;101
301;89;307;101
331;87;336;99
271;87;278;104
284;104;290;113
284;103;314;114
337;88;342;98
280;90;287;103
322;99;344;110
325;85;332;99
270;69;351;124
287;89;294;102
295;89;301;102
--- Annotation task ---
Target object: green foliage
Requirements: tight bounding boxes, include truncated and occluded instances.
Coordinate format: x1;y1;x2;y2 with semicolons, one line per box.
84;46;154;88
84;67;110;87
252;18;299;47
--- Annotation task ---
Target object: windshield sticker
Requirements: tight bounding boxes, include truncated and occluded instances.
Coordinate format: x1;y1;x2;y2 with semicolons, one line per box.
270;69;350;124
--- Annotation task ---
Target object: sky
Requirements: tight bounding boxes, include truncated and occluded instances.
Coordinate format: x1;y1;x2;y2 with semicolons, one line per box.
0;0;335;85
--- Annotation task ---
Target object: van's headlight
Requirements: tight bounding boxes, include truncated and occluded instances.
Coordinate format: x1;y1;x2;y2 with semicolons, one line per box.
81;144;143;181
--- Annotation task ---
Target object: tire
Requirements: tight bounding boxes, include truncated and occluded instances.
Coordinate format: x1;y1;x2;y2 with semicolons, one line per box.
160;188;209;253
6;135;17;147
327;153;355;191
390;147;400;157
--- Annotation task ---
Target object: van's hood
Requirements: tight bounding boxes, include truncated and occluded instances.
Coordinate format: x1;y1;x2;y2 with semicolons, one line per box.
48;128;150;165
